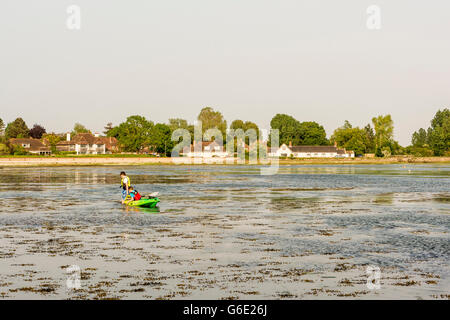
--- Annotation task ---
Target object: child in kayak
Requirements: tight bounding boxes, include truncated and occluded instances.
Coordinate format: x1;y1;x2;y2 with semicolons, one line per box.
128;187;142;201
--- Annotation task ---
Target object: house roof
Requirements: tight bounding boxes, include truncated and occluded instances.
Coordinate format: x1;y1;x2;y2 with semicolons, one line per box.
182;141;225;153
57;133;105;146
97;136;118;150
10;138;51;152
289;145;338;153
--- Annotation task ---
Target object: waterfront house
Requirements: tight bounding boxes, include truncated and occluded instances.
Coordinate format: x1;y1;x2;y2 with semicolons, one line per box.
181;141;229;158
9;138;51;155
56;133;110;155
268;142;354;158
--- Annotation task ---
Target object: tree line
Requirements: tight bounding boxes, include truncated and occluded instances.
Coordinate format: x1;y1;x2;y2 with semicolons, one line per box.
0;107;448;157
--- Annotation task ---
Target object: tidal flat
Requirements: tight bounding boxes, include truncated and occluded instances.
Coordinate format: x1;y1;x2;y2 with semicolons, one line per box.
0;164;449;299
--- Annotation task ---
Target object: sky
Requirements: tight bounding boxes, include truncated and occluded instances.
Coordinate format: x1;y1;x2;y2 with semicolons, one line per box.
1;0;449;146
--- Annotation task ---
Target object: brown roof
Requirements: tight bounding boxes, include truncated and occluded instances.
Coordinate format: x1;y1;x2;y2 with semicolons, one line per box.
97;136;118;151
290;145;338;153
10;138;50;152
182;141;225;153
57;133;105;146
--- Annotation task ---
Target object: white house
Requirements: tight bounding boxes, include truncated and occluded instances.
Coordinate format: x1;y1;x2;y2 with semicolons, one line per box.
56;133;107;155
181;141;229;158
268;143;355;158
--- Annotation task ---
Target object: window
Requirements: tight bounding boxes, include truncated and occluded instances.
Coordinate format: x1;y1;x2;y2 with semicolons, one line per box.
22;144;30;148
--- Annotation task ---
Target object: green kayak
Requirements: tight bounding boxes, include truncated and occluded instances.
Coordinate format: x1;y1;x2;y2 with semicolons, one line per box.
125;197;160;208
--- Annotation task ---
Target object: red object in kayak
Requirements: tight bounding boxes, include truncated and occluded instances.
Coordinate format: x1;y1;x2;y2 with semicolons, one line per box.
134;192;142;201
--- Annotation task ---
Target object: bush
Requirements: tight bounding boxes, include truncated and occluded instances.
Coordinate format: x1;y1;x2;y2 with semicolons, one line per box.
0;143;10;155
406;146;434;157
12;145;29;155
375;147;384;157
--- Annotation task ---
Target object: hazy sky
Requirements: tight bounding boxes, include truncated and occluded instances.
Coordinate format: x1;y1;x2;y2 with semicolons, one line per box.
1;0;449;145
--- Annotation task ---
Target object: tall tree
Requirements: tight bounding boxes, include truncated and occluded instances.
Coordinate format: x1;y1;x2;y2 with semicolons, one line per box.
5;118;30;139
230;120;245;131
270;114;301;146
168;118;189;131
410;108;449;156
0;118;5;136
197;107;227;139
372;114;394;149
411;128;428;147
29;124;46;139
72;123;90;135
108;115;154;152
363;124;376;153
428;108;450;156
168;118;194;143
297;121;328;145
229;120;260;147
42;133;62;153
103;122;113;135
150;123;174;156
331;121;367;156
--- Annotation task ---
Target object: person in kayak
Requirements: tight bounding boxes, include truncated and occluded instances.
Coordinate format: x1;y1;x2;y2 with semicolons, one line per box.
128;186;142;201
120;171;131;204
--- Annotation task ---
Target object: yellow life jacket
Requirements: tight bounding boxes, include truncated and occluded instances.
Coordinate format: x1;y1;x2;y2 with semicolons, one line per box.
121;176;131;189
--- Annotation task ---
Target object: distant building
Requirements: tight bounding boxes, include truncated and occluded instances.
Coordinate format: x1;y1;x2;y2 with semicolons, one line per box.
56;132;117;155
9;138;51;155
181;141;229;158
268;142;354;158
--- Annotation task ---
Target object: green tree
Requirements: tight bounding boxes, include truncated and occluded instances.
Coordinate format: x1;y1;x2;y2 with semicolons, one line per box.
0;143;9;155
372;114;394;149
297;121;328;145
72;123;90;135
411;128;428;147
108;115;154;152
269;114;301;146
12;145;29;155
330;121;367;156
230;120;260;147
42;133;62;153
5;118;30;139
197;107;227;138
363;124;376;153
428;108;450;156
168;118;194;143
0;118;5;136
230;120;245;131
150;123;173;156
410;108;449;156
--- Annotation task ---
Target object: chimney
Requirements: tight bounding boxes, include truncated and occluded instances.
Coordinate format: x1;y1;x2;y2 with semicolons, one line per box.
289;141;292;148
66;133;71;141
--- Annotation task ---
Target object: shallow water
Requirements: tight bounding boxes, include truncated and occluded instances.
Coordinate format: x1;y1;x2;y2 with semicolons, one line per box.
0;164;449;299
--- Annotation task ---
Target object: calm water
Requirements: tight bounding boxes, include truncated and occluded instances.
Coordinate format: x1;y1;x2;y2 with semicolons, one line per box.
0;164;449;299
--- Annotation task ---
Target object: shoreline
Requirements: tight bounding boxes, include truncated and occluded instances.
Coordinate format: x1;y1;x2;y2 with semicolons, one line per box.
0;156;449;167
